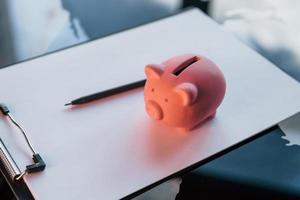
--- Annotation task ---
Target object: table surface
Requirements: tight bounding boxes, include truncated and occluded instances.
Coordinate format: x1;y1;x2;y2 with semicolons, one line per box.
1;9;300;200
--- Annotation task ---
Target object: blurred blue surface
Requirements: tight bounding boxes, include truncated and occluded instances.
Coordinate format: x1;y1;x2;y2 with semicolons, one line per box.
177;127;300;199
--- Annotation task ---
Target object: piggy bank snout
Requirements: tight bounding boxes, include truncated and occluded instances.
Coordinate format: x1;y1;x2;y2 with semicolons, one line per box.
146;100;163;120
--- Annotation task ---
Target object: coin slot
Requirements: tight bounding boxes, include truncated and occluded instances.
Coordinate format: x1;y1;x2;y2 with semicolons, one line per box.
173;56;200;76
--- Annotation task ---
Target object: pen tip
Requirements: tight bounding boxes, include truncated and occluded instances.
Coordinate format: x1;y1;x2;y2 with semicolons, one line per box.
64;102;72;106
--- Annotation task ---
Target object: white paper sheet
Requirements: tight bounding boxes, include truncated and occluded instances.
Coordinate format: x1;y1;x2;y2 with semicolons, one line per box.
0;9;300;199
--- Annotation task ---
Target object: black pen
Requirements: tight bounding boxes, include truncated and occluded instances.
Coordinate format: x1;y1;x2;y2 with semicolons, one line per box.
65;79;146;106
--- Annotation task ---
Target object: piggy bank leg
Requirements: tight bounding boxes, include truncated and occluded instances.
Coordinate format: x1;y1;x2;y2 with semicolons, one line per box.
176;112;217;132
176;127;192;133
210;111;216;118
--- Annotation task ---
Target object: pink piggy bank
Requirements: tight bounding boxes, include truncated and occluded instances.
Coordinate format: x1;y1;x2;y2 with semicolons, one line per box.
144;54;226;131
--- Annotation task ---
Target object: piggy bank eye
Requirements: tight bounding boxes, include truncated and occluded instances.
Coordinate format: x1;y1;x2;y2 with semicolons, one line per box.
164;98;168;103
151;88;155;92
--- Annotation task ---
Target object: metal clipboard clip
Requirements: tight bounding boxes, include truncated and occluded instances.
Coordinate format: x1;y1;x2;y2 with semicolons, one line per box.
0;103;46;181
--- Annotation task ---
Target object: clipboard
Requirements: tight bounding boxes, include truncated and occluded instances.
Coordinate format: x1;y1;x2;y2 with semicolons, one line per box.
0;8;300;199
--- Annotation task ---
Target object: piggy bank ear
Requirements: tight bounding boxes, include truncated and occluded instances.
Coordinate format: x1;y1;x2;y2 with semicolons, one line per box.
145;64;163;79
174;83;198;106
